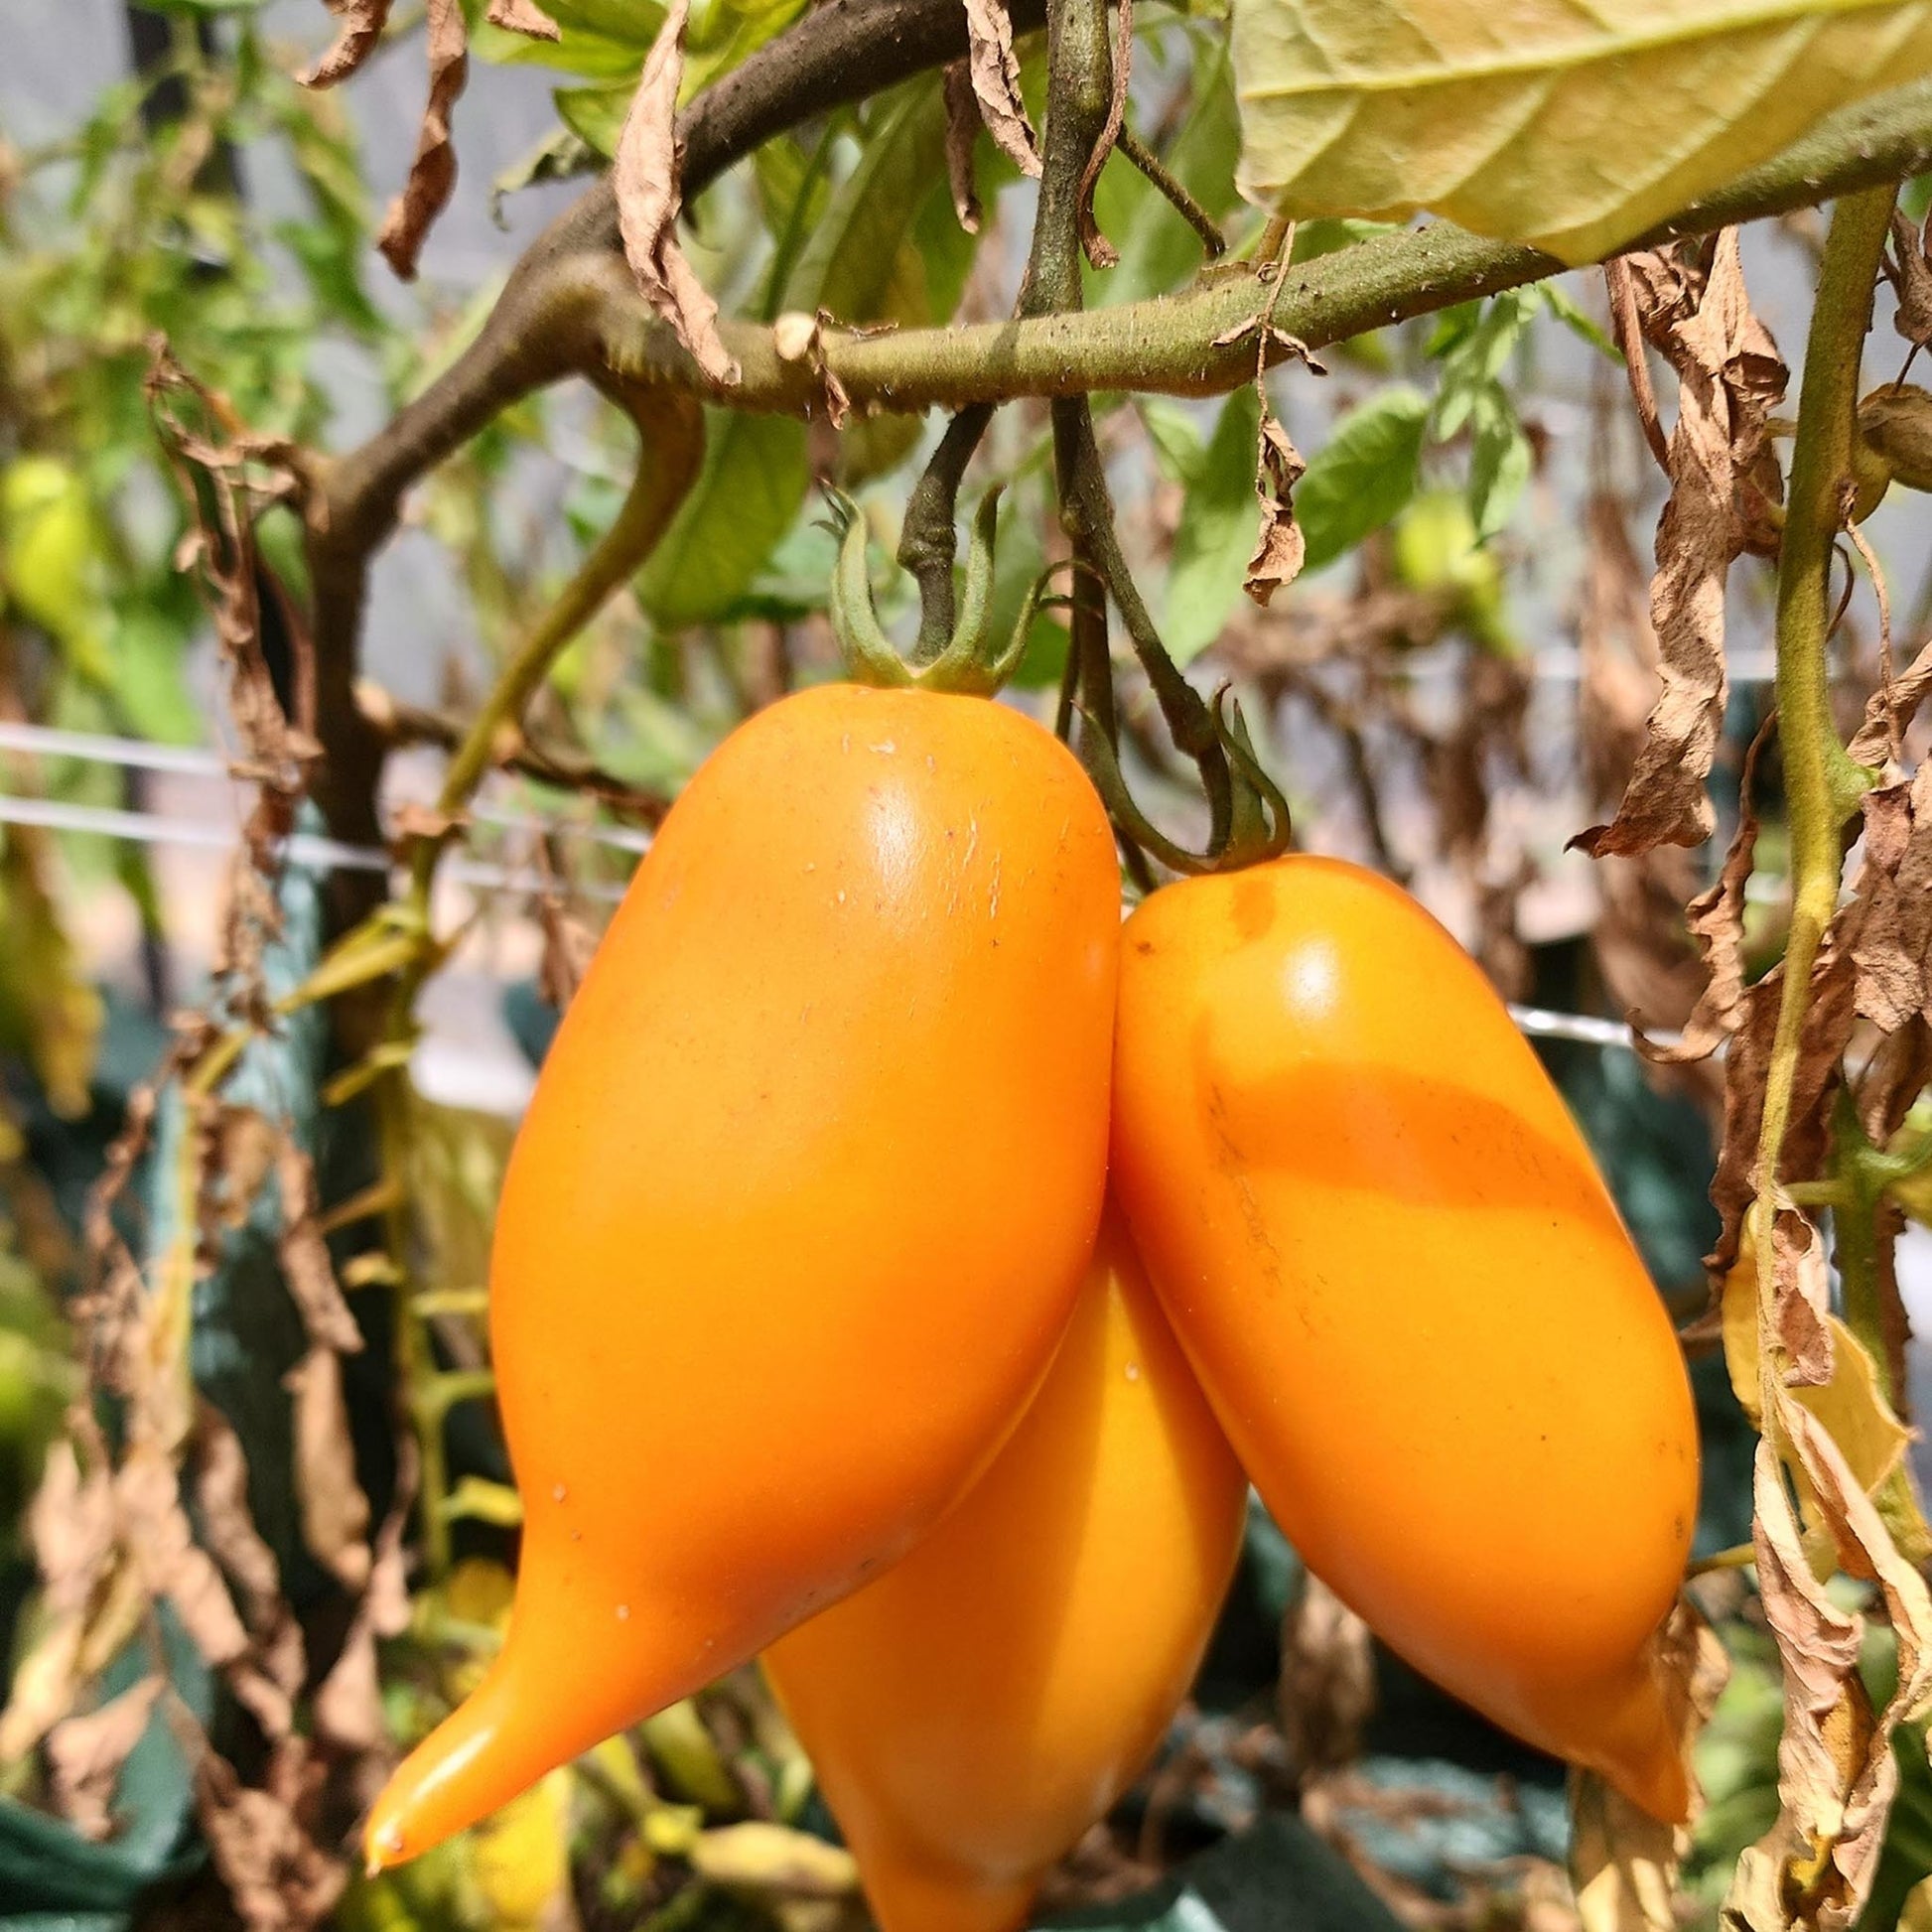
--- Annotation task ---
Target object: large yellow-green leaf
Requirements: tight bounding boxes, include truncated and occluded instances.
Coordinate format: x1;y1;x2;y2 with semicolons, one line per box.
1232;0;1932;265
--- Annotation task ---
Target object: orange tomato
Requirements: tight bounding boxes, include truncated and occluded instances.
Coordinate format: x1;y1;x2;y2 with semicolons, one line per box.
763;1202;1247;1932
1111;855;1700;1821
365;682;1120;1868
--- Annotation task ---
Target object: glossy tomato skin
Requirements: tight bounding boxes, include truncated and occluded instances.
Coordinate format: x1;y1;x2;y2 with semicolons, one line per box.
1111;856;1699;1822
762;1204;1247;1932
366;683;1120;1868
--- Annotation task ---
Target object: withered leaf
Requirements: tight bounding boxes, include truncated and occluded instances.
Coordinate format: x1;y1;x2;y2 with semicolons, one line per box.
1851;763;1932;1033
1574;231;1786;859
303;0;393;88
0;1440;121;1758
1770;1207;1836;1393
965;0;1041;179
376;0;469;281
196;1748;346;1932
274;1136;361;1353
1730;1408;1932;1932
615;0;739;386
1280;1575;1373;1776
1851;632;1932;770
1643;716;1771;1064
48;1676;164;1841
283;1347;372;1591
1245;400;1306;607
941;61;983;235
485;0;559;39
1885;208;1932;352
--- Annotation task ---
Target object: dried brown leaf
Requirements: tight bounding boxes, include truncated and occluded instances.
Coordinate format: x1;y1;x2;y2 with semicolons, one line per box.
196;1747;346;1932
1245;402;1306;607
1771;1208;1836;1393
1281;1575;1374;1776
1885;208;1932;352
303;0;393;87
1571;1773;1680;1932
941;61;983;234
1852;763;1932;1033
0;1439;120;1757
486;0;559;39
1851;633;1932;770
965;0;1041;179
115;1445;252;1675
376;0;469;281
187;1411;305;1739
615;0;739;386
48;1677;164;1841
283;1347;371;1590
1643;716;1772;1064
1574;231;1786;859
1730;1407;1932;1932
273;1137;360;1352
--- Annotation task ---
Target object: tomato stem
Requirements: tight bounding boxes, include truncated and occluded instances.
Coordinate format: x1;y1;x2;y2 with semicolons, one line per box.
1752;182;1895;1407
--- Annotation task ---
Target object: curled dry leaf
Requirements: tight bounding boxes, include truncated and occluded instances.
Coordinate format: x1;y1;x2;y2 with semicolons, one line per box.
188;1409;307;1739
485;0;560;39
1884;207;1932;350
1573;1609;1724;1932
1246;396;1307;606
48;1676;165;1841
1851;763;1932;1033
195;1745;347;1932
274;1135;362;1354
1575;232;1786;859
1851;632;1932;769
284;1347;373;1591
1729;1409;1932;1932
376;0;469;281
942;62;984;233
616;0;740;386
1281;1574;1375;1776
303;0;393;88
0;1437;121;1758
1642;716;1772;1064
965;0;1042;179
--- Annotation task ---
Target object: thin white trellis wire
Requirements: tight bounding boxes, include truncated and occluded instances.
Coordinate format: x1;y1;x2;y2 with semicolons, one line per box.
0;787;1694;1054
0;721;654;859
0;791;628;903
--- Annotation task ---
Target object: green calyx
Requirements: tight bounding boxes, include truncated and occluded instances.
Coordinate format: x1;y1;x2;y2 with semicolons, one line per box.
1079;687;1292;877
825;487;1030;697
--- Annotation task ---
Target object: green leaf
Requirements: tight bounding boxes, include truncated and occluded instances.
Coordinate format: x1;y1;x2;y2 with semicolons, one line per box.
1233;0;1932;265
555;80;635;158
1165;385;1262;665
1298;384;1429;574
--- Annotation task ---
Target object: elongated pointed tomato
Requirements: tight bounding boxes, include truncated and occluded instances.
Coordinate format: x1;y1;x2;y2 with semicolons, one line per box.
365;683;1120;1868
1111;856;1700;1821
763;1202;1247;1932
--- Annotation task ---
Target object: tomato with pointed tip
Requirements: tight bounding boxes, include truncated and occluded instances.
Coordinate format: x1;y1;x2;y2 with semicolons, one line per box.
763;1202;1247;1932
1111;855;1700;1822
365;682;1120;1869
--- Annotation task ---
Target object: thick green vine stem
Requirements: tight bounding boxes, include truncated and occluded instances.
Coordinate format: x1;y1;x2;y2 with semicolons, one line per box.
826;488;1028;694
1753;183;1897;1366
